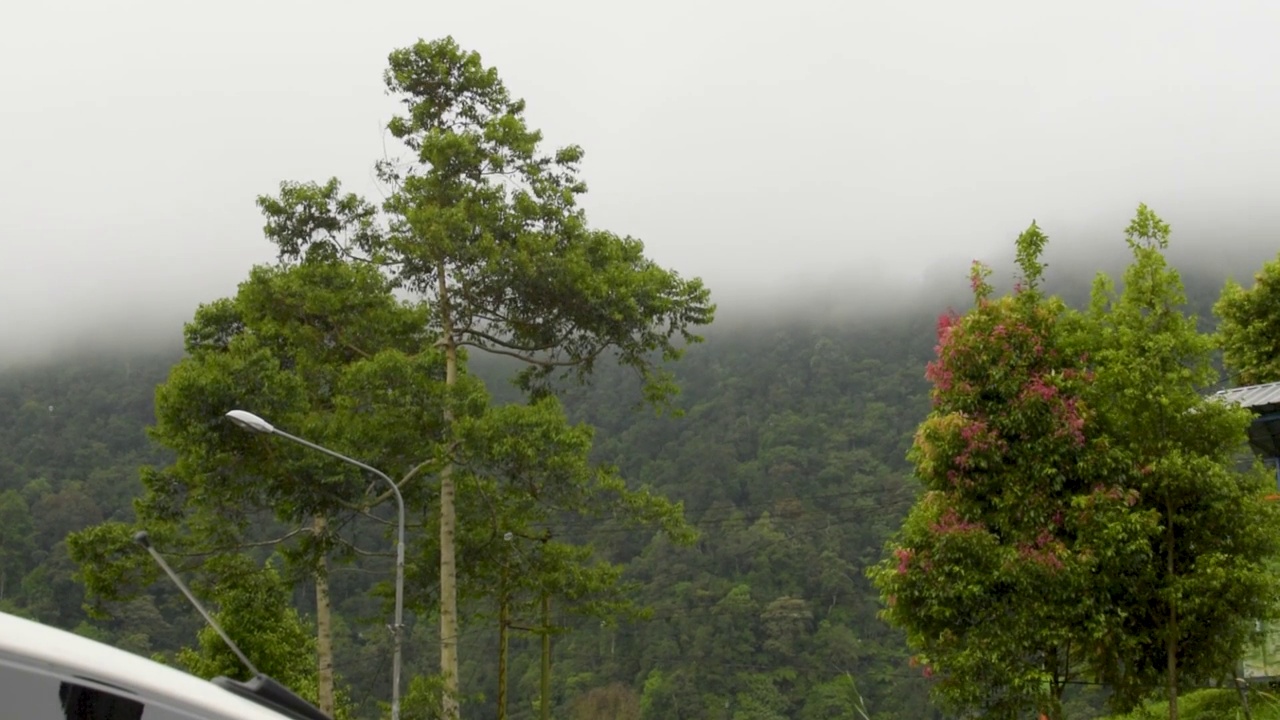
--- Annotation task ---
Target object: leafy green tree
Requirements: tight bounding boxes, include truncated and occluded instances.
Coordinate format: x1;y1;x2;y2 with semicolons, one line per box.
871;223;1153;719
1085;205;1280;717
70;259;440;716
348;351;697;716
798;674;871;720
1215;250;1280;385
255;36;714;717
108;596;173;656
67;258;694;720
874;209;1280;719
176;555;350;716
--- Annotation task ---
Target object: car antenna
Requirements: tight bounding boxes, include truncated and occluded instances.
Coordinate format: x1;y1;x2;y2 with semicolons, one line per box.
133;530;330;720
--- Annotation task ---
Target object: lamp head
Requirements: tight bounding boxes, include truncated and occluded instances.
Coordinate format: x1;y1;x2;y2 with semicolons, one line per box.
224;410;276;435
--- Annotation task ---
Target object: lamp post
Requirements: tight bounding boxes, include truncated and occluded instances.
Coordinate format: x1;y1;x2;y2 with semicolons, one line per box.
225;410;405;720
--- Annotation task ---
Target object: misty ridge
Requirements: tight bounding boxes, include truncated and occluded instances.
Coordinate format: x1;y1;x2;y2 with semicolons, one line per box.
7;203;1277;373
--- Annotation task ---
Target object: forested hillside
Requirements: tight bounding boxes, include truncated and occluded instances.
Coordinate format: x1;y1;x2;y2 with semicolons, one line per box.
0;350;176;625
0;261;1268;720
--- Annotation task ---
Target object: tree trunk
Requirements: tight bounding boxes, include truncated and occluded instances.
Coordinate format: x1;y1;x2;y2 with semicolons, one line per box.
1045;644;1066;720
497;568;510;720
314;515;335;717
1167;496;1178;720
438;266;461;720
541;593;551;720
1235;660;1253;720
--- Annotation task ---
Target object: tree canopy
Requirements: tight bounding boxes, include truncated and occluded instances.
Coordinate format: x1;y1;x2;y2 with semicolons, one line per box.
873;206;1280;720
254;36;714;717
1084;206;1280;717
1216;250;1280;386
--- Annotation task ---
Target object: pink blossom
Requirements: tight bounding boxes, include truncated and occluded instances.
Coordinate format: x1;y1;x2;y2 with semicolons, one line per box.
925;359;954;394
1018;540;1065;571
1022;374;1059;402
895;547;914;574
931;507;984;535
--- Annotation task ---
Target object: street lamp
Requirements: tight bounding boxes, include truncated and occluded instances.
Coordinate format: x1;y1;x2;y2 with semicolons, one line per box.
225;410;405;720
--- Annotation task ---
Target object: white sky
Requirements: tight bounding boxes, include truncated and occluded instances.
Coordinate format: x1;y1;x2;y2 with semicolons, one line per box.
4;0;1280;359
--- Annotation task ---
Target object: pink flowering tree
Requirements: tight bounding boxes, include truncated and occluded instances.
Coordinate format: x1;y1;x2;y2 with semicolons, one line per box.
871;223;1154;720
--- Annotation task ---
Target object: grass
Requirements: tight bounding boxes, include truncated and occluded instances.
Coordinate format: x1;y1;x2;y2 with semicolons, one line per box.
1102;688;1280;720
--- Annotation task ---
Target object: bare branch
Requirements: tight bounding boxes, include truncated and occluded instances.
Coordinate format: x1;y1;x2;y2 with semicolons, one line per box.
341;338;372;359
366;455;442;507
455;341;578;368
163;526;308;557
333;535;395;558
455;325;561;355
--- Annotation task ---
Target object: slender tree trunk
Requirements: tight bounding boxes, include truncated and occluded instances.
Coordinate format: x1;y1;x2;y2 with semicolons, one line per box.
314;515;335;717
438;266;461;720
1167;495;1178;720
541;593;551;720
1236;660;1253;720
497;567;510;720
1045;644;1066;720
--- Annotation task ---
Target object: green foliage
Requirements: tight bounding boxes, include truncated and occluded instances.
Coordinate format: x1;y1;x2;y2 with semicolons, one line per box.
0;489;34;599
253;36;715;717
177;557;315;684
1014;221;1050;290
257;36;714;406
1085;205;1280;713
70;260;440;606
798;674;871;720
20;221;1280;719
567;681;641;720
1215;249;1280;385
63;251;693;716
415;391;698;634
175;555;355;718
1102;688;1271;720
399;674;475;720
6;309;944;719
62;261;440;718
875;206;1280;719
873;223;1142;719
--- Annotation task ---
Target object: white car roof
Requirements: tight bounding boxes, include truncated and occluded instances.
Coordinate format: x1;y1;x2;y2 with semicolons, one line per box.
0;610;298;720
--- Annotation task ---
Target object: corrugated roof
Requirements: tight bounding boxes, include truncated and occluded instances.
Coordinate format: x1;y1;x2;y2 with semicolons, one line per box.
1212;381;1280;410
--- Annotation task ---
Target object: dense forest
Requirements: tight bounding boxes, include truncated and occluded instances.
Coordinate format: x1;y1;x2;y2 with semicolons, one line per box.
0;313;937;719
1;253;1272;720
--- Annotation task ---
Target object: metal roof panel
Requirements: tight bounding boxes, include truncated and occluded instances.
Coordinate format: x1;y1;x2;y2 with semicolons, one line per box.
1212;381;1280;410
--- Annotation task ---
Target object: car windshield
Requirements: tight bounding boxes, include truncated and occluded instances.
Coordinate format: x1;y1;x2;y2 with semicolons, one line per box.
0;658;220;720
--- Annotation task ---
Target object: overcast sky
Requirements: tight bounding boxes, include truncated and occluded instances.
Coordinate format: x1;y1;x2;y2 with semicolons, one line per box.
4;0;1280;360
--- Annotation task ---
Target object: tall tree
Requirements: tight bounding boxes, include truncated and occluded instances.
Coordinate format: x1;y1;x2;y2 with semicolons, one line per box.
1215;250;1280;385
256;36;714;717
871;223;1149;720
449;396;691;718
340;353;695;716
70;259;443;717
1085;205;1280;717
